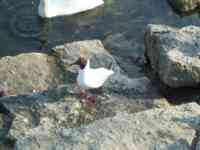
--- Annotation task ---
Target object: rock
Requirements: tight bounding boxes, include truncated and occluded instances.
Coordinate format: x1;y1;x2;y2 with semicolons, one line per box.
0;40;169;149
168;0;200;14
0;113;12;141
0;82;168;139
0;141;14;150
12;102;200;150
104;74;169;108
0;103;13;142
0;53;64;95
195;135;200;150
103;33;145;77
0;85;92;141
52;39;121;74
0;79;168;148
145;24;200;88
53;39;168;107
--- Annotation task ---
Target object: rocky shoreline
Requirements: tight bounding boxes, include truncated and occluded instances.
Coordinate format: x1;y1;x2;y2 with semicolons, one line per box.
0;23;200;149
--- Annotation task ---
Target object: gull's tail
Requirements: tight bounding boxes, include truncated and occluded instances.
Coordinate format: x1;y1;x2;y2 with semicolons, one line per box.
108;61;114;75
108;61;114;70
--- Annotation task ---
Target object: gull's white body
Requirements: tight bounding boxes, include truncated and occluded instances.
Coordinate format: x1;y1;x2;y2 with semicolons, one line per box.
38;0;104;18
77;60;114;90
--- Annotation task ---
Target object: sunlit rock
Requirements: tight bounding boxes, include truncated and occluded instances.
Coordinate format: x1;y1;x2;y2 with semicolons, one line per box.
12;102;200;150
52;39;121;75
0;53;64;95
145;24;200;88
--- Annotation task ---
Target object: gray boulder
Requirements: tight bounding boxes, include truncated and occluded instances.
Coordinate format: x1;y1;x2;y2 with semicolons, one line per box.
145;24;200;88
13;102;200;150
0;112;12;140
52;40;121;74
103;33;145;77
0;53;64;95
0;80;168;141
168;0;200;13
0;76;168;148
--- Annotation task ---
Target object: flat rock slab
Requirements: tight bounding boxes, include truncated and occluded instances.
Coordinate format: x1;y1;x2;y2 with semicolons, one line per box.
0;81;168;140
145;24;200;88
0;53;64;95
12;102;200;150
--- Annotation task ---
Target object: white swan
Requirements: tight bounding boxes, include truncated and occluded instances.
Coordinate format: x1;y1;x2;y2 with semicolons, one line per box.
38;0;104;18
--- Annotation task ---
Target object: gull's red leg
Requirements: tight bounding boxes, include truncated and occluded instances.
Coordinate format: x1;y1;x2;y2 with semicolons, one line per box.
86;95;97;105
79;90;87;99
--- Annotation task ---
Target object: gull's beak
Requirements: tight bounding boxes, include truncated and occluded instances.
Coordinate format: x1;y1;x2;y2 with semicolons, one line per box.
69;57;87;70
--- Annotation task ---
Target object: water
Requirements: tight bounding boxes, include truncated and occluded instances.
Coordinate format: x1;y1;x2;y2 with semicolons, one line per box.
0;0;200;57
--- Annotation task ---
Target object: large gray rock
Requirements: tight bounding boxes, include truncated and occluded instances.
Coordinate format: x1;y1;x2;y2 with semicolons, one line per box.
0;81;168;140
0;79;168;149
145;24;200;88
53;40;121;74
103;33;145;77
0;112;12;140
0;53;64;95
12;102;200;150
168;0;200;13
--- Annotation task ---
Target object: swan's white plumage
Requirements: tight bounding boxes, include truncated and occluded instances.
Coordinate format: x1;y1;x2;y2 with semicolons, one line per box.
77;59;114;90
38;0;104;18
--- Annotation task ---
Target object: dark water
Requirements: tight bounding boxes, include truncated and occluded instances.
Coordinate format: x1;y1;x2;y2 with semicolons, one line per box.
0;0;200;57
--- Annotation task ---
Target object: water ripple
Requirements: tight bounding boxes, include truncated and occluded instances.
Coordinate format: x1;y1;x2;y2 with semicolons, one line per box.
2;0;43;38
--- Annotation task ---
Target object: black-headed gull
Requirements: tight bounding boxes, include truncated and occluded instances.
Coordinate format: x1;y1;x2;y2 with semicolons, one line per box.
71;57;114;103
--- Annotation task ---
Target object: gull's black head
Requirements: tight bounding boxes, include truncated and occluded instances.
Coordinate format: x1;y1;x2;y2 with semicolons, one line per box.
70;57;87;69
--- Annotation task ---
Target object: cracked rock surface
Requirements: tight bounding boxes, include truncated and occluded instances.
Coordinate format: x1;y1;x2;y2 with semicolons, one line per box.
10;102;200;150
145;24;200;88
0;53;64;95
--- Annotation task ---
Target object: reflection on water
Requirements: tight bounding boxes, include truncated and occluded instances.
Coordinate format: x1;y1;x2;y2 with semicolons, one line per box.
0;0;200;57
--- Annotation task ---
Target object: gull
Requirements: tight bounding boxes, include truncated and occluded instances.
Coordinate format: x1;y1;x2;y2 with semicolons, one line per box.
38;0;104;18
70;57;114;104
